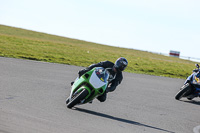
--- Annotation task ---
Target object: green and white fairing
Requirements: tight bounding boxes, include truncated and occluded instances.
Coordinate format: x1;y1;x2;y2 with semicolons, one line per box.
66;67;110;108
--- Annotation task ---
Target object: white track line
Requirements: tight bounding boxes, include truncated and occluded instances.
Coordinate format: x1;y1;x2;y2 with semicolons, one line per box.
193;125;200;133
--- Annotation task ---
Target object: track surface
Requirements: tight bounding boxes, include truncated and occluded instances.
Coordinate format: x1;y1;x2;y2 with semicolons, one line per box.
0;57;199;133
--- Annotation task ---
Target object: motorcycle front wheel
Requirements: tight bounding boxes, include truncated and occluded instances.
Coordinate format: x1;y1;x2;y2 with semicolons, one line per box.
67;89;89;108
175;83;192;100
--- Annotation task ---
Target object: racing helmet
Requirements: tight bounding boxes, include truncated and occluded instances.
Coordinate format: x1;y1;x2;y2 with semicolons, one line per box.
114;57;128;72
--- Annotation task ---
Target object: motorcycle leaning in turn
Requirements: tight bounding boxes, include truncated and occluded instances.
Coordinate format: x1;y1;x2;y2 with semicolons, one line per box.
175;64;200;100
66;67;115;108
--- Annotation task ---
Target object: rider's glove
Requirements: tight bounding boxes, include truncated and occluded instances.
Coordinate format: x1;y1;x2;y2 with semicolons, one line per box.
193;69;199;72
78;69;87;77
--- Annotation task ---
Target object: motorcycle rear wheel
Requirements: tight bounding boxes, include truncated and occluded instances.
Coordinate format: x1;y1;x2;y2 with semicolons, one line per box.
175;83;192;100
67;89;89;108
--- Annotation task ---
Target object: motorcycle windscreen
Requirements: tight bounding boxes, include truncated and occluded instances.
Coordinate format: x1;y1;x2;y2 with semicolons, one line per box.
89;68;108;88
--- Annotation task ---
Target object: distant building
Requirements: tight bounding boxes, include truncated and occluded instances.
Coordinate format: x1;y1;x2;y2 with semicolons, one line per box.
169;50;180;57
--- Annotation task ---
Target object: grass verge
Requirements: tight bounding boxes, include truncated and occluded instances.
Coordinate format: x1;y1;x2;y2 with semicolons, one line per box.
0;24;197;79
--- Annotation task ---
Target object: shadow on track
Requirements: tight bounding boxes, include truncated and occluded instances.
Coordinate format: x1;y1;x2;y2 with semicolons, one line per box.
74;107;174;133
182;100;200;106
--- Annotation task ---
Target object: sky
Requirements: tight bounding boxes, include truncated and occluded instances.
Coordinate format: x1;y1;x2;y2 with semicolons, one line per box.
0;0;200;61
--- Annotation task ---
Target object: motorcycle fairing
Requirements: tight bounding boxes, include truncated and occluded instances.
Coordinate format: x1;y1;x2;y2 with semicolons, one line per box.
69;67;108;104
89;70;107;89
192;73;200;86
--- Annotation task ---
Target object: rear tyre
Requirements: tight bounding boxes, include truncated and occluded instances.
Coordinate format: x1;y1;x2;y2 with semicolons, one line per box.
175;83;192;100
67;89;89;108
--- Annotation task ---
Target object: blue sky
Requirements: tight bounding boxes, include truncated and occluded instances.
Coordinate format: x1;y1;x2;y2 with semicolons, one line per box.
1;0;200;61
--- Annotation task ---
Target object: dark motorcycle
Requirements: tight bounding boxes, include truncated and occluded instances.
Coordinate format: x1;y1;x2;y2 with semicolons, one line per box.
175;64;200;100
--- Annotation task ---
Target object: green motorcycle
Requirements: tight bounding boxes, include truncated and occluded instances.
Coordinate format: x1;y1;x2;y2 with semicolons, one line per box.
66;67;114;108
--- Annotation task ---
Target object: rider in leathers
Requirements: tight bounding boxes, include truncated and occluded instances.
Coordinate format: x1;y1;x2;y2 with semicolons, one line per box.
75;57;128;102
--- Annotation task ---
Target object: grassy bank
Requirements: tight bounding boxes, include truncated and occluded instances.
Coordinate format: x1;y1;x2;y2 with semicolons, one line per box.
0;24;197;78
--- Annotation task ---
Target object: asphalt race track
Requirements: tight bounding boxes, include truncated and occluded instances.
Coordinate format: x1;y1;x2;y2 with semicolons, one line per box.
0;57;200;133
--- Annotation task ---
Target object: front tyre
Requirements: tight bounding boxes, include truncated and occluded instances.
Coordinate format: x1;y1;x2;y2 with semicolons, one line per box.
67;89;89;109
175;83;192;100
66;97;70;104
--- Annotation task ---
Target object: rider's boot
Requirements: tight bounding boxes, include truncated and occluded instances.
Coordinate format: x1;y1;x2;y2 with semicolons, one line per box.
187;93;198;100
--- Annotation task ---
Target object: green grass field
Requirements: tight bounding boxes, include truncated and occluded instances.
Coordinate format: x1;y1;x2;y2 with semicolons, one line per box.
0;24;197;79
